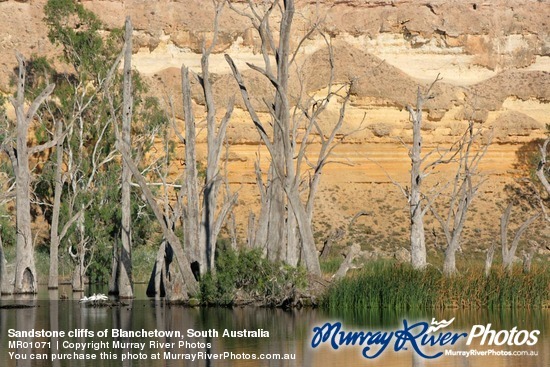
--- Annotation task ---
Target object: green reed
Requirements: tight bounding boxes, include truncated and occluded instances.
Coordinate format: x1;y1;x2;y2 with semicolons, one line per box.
321;261;550;311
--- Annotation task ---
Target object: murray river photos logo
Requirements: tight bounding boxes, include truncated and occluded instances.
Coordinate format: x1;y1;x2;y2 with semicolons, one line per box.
310;318;540;359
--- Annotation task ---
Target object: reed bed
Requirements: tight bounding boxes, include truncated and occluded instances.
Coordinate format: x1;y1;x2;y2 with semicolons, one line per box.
321;261;550;311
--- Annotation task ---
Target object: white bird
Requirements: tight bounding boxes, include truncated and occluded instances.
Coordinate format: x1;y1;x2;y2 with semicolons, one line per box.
79;293;108;304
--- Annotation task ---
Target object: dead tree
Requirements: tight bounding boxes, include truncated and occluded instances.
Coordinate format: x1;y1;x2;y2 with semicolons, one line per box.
121;4;237;295
386;76;459;270
226;0;353;275
484;242;496;277
116;137;199;297
404;79;454;270
522;240;539;274
169;2;237;275
500;202;540;272
118;17;134;298
430;121;491;275
68;205;93;291
111;65;199;297
2;53;55;293
332;243;362;281
47;120;64;289
196;4;236;273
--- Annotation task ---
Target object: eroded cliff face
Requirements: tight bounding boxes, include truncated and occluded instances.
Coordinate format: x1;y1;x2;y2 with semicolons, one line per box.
1;0;549;256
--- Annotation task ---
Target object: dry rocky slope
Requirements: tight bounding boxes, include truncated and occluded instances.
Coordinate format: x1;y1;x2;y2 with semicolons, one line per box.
1;0;549;261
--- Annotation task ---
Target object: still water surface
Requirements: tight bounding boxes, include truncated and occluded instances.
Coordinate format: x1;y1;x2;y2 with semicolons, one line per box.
0;285;548;367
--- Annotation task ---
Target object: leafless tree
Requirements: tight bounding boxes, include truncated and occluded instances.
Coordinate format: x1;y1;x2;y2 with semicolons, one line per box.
500;202;540;272
68;204;94;291
1;53;56;293
116;137;199;298
484;242;496;277
226;0;354;275
522;240;539;274
118;3;240;297
179;2;236;274
117;17;134;298
47;119;64;289
388;76;461;270
430;121;491;275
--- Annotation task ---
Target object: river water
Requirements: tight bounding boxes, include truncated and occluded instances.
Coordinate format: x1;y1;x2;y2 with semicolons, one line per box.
0;285;548;367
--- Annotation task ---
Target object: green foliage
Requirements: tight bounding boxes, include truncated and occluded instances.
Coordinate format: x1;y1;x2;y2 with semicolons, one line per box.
322;260;550;311
200;244;307;306
44;0;115;77
25;0;168;284
131;245;157;283
0;205;15;248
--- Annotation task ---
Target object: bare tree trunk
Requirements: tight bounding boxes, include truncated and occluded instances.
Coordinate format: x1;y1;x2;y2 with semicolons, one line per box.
179;5;234;275
285;188;321;275
408;88;428;270
247;212;256;249
116;138;198;297
118;16;133;298
197;31;234;273
484;242;495;277
9;53;55;293
430;121;491;276
70;206;89;292
522;248;535;274
108;242;119;294
442;238;459;275
333;243;362;280
154;241;166;299
286;207;299;267
501;202;540;272
48;120;64;289
181;66;201;270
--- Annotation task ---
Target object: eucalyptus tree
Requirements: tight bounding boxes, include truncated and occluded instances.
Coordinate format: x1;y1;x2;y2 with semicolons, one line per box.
0;53;55;293
40;0;161;291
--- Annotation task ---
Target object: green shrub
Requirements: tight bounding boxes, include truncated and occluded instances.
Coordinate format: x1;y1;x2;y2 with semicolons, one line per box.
200;244;307;306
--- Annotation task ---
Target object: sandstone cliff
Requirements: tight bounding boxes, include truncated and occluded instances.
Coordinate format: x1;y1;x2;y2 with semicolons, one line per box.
1;0;549;260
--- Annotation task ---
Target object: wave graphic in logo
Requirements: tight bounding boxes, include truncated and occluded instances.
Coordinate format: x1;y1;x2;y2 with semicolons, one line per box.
427;318;455;333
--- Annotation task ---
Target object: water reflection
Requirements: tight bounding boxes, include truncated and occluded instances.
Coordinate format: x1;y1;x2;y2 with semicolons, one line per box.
0;286;547;367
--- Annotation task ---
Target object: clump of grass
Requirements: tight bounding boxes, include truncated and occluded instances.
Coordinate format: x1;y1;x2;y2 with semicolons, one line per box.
320;256;343;274
321;260;550;311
